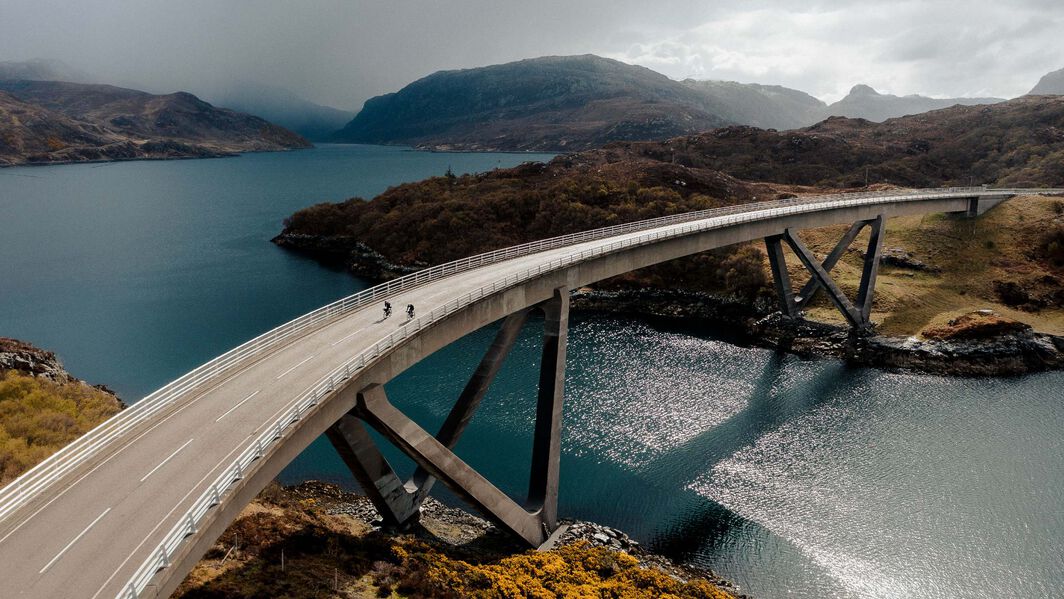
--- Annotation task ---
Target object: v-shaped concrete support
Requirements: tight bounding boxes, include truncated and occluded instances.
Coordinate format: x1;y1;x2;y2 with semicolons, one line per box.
765;216;886;329
327;288;569;546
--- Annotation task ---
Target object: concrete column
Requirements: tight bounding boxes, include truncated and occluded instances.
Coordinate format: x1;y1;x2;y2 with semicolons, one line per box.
527;287;568;531
325;413;419;527
410;309;531;500
856;215;885;321
764;235;797;317
356;384;548;546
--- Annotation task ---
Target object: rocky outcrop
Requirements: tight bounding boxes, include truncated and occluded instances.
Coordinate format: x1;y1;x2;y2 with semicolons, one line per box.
270;233;422;280
0;337;123;401
0;337;76;382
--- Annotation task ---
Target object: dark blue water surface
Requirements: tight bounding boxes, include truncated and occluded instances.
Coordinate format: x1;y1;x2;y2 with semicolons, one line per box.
2;146;1062;598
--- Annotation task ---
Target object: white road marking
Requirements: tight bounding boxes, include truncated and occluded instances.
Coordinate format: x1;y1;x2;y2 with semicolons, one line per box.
330;327;366;346
214;390;260;422
88;437;250;599
39;507;111;574
274;354;316;379
0;389;214;545
139;438;194;483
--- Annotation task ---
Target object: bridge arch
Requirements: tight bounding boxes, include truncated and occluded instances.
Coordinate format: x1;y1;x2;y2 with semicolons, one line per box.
142;189;1034;598
2;188;1059;599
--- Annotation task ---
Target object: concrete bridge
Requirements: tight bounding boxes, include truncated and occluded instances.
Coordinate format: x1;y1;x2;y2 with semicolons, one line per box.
0;186;1059;598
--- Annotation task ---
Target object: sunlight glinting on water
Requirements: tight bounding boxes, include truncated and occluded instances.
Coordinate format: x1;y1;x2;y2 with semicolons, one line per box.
562;319;758;467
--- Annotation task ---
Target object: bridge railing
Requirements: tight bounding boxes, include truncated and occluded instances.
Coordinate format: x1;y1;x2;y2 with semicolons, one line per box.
0;186;954;524
112;185;1064;598
4;186;1060;534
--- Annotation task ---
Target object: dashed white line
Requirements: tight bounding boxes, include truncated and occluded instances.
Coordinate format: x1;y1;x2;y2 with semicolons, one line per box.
139;438;194;483
274;355;316;379
88;437;251;599
39;507;111;574
214;390;260;422
331;327;366;346
0;389;214;545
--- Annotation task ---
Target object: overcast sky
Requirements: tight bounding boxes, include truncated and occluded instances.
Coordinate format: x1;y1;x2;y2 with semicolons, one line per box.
1;0;1060;110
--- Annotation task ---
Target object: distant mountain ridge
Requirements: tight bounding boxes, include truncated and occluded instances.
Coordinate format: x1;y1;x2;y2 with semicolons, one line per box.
332;55;1032;150
0;79;310;166
333;54;731;151
1030;68;1064;95
821;84;1002;122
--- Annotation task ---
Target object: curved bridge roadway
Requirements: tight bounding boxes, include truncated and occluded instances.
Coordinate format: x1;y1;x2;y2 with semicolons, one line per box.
0;187;1059;598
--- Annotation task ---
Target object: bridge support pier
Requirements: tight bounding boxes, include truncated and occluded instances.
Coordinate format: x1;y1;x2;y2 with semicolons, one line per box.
328;287;569;546
765;215;885;329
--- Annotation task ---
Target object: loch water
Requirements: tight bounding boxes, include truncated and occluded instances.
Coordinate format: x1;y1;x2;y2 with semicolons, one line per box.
1;145;1061;598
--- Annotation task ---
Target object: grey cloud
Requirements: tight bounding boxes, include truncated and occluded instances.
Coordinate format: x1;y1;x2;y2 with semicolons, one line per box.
0;0;1059;110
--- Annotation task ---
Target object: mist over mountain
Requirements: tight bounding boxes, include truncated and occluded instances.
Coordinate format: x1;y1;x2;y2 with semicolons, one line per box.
0;58;88;83
1030;68;1064;95
680;79;826;130
821;84;1002;122
333;55;730;151
200;82;355;142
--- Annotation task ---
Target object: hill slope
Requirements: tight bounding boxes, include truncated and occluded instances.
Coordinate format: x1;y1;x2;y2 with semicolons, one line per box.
681;79;826;130
614;95;1064;188
0;80;310;165
822;84;1002;122
332;55;730;151
1030;68;1064;95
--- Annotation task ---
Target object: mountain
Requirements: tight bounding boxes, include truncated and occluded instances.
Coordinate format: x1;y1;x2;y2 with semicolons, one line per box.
0;80;310;166
822;84;1002;122
681;79;826;130
1030;68;1064;95
332;54;731;151
201;82;355;141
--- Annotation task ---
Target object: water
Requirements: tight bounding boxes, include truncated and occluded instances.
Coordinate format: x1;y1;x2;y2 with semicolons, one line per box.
2;146;1062;598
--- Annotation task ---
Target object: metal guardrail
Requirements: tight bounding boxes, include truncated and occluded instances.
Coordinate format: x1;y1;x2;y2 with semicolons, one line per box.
2;186;956;524
0;185;1059;597
109;186;1064;598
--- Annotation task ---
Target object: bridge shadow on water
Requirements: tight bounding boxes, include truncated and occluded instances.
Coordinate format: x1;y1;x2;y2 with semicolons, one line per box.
636;353;859;562
283;313;871;590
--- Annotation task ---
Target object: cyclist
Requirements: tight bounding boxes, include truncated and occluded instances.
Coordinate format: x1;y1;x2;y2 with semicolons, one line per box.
383;301;392;319
406;304;415;319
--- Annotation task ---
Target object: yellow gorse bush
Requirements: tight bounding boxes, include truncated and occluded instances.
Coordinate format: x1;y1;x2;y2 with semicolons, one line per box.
391;539;735;599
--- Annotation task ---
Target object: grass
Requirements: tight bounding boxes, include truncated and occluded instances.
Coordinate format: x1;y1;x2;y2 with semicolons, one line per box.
781;195;1064;336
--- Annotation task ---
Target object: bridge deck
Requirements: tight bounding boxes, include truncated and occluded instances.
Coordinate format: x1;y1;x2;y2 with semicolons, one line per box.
1;188;1058;598
0;221;673;598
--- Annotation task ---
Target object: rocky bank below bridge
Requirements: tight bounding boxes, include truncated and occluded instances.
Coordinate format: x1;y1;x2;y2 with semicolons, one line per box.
571;289;1064;376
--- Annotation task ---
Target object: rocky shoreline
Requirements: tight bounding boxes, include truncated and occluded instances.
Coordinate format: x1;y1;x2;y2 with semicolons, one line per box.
572;288;1064;376
268;227;1064;376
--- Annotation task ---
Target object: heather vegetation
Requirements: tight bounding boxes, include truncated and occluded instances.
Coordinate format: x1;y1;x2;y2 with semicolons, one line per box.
0;370;122;484
177;483;736;599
